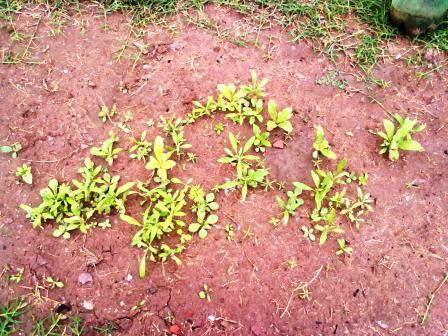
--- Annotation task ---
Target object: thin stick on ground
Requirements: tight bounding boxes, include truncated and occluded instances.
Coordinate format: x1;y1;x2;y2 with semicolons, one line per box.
420;272;448;325
280;265;323;319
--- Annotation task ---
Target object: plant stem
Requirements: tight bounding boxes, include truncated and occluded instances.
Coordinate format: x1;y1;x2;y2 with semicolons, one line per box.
420;272;448;325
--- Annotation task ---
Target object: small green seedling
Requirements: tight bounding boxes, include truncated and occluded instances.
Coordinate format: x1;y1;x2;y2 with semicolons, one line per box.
315;208;344;245
90;131;123;165
287;258;298;269
9;267;24;283
252;124;271;153
276;185;305;225
129;131;152;162
358;172;368;186
269;216;280;227
336;239;353;255
188;187;219;239
198;284;212;302
145;136;176;180
377;113;426;161
187;152;197;163
340;187;374;229
45;276;65;289
1;143;22;158
16;164;32;184
313;126;336;160
214;122;224;135
218;132;259;176
98;104;117;122
301;226;316;241
225;223;234;241
266;100;293;134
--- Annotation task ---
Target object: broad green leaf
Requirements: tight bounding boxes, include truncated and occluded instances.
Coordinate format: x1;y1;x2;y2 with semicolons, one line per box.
383;119;395;139
153;136;164;162
206;214;218;224
120;214;141;226
198;228;208;239
188;223;201;232
398;140;424;152
229;132;238;152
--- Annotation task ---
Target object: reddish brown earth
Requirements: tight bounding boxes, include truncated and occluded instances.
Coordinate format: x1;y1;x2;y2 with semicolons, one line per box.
1;4;448;336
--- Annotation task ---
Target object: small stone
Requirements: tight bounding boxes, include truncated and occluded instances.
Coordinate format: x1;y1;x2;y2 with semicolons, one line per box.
125;274;133;282
36;255;47;266
82;300;94;310
148;287;158;295
377;321;388;329
142;64;150;70
273;140;284;149
3;218;13;224
78;272;93;285
169;324;181;335
207;315;216;322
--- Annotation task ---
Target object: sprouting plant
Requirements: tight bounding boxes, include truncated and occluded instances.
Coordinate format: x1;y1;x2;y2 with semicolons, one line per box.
269;216;280;227
188;187;219;239
266;100;293;134
301;226;316;241
145;136;176;180
0;298;27;335
98;219;111;229
314;208;344;245
187;97;218;123
358;173;368;186
98;104;117;122
214;122;224;135
295;158;348;211
340;187;374;229
345;172;357;184
8;267;24;283
16;164;32;184
377;113;426;161
198;284;212;302
1;143;22;158
129;131;152;162
252;124;271;153
169;129;192;158
336;239;353;255
120;183;191;278
159;116;192;158
187;152;197;163
312;126;336;160
20;158;134;238
241;98;264;125
45;276;65;289
90;131;123;165
218;132;258;174
158;116;184;135
276;184;305;225
225;223;234;241
286;258;298;269
242;69;268;97
216;83;247;122
219;165;269;201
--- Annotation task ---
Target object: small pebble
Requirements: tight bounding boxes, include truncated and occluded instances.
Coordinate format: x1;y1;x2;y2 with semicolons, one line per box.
78;272;93;285
82;300;94;310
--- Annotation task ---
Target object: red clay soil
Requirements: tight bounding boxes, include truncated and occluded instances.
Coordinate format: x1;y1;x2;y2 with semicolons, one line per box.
1;4;448;336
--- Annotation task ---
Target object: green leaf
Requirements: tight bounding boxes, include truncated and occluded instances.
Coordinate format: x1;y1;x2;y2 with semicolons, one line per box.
198;228;208;239
120;214;141;226
398;140;424;152
229;132;238;152
1;146;12;153
206;214;218;225
266;120;277;131
383;119;395;139
153;136;164;162
139;252;147;278
188;223;201;233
